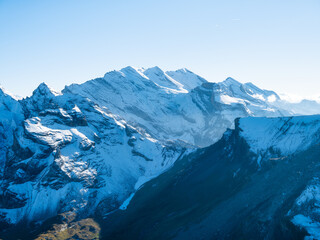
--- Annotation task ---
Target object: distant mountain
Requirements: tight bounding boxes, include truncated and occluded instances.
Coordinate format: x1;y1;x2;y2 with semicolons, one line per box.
1;66;320;239
65;66;307;147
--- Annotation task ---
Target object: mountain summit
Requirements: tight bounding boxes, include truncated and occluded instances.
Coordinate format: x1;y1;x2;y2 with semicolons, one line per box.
65;66;309;147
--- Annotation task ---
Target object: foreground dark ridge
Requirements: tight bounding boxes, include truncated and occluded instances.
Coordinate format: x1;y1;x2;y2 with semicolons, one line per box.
98;116;320;239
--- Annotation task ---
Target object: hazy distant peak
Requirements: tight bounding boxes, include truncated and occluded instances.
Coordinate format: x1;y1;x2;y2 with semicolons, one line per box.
221;77;242;86
166;68;207;91
118;66;143;76
174;68;193;73
143;66;164;75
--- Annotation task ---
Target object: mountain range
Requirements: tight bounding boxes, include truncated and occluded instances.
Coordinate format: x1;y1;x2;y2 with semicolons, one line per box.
1;66;320;239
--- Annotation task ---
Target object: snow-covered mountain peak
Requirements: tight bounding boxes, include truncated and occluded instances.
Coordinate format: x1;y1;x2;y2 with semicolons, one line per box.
119;66;143;75
142;66;186;92
143;66;163;74
142;66;167;81
214;77;281;107
243;82;280;101
112;66;141;78
165;68;207;91
21;82;62;116
102;66;152;87
101;66;209;94
175;68;193;73
63;67;310;147
100;66;209;93
221;77;242;87
32;82;61;97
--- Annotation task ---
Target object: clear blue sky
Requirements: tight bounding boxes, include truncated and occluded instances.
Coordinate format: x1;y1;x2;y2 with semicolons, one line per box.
0;0;319;98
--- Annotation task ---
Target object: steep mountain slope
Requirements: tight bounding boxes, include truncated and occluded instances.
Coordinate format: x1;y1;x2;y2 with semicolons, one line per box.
100;115;320;240
0;88;25;185
0;83;189;233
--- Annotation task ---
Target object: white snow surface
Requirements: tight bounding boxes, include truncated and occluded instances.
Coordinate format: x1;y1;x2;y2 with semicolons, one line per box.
292;214;320;240
239;115;320;155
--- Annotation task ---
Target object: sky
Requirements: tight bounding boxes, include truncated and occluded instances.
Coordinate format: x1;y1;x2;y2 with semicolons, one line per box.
0;0;319;98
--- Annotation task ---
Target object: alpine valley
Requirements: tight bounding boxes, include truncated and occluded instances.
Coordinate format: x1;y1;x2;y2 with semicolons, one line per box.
1;66;320;239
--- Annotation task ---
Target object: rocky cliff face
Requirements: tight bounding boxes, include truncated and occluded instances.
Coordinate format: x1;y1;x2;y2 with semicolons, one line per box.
0;83;188;229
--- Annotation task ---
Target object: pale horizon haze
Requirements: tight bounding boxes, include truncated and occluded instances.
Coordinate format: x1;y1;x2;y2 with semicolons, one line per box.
0;0;319;99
